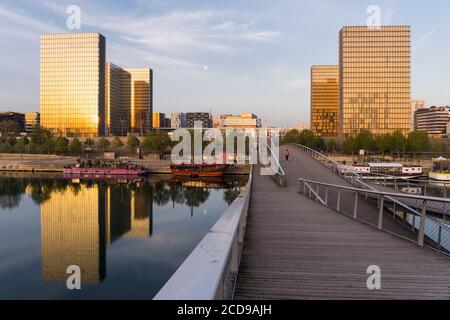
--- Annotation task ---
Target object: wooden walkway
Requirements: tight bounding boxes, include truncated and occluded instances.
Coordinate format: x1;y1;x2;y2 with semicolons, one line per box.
234;146;450;300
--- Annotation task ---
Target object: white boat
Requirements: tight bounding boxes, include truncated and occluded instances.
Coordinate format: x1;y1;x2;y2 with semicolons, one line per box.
429;157;450;181
349;163;423;180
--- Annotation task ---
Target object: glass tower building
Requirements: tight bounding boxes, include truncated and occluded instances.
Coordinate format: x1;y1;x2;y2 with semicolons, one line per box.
40;33;106;137
106;63;131;136
310;65;339;137
339;26;411;137
123;68;153;135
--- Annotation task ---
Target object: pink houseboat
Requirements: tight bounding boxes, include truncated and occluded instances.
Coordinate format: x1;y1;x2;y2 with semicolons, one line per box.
63;160;148;177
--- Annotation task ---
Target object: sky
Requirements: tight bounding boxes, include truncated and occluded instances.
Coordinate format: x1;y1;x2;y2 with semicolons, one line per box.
1;0;450;127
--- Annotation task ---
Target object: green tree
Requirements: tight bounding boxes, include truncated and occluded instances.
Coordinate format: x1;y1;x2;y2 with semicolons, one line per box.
299;130;316;148
68;138;82;155
355;129;374;153
15;137;28;153
141;131;171;158
30;127;52;147
326;139;337;153
314;137;326;152
391;130;407;159
111;137;124;151
0;141;13;153
7;137;17;149
97;138;111;152
54;136;69;154
375;133;393;158
127;136;140;153
342;136;357;154
41;136;55;154
282;130;301;144
431;140;446;157
407;130;430;159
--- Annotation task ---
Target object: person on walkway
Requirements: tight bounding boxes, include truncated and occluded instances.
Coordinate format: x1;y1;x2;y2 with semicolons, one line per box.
285;149;290;161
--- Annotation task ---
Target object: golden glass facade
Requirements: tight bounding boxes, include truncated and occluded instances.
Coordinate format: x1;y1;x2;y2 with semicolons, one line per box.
41;185;106;283
310;66;339;137
339;26;411;136
40;33;106;137
124;68;153;135
106;63;131;136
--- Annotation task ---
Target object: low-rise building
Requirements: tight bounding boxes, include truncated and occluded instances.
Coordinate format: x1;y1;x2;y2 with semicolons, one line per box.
0;111;26;133
411;99;427;131
415;106;450;137
219;113;261;129
25;112;40;134
170;112;186;128
152;112;167;128
186;112;211;128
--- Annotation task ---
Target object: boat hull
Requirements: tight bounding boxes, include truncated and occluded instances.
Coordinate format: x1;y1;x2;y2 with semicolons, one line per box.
170;164;227;177
429;171;450;181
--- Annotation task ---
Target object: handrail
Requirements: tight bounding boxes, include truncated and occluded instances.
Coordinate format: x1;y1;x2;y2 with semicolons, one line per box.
261;139;286;187
298;177;450;253
154;166;253;300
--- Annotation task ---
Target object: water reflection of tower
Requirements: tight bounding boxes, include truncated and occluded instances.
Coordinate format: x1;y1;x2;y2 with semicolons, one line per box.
40;184;106;283
124;188;153;238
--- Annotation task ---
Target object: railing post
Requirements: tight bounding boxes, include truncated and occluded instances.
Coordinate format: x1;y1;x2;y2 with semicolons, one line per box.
378;195;384;230
231;233;239;273
438;225;442;249
325;187;329;206
418;200;427;247
337;190;341;212
316;184;319;202
353;192;358;219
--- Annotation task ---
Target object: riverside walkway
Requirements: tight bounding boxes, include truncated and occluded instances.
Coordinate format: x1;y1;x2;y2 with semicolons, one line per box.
234;146;450;299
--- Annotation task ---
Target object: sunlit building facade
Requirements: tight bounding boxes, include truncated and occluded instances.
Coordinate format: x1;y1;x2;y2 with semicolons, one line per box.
339;26;411;137
40;33;106;137
106;63;131;136
124;68;153;135
311;65;339;137
25;112;40;134
41;185;106;283
152;112;167;128
219;113;261;129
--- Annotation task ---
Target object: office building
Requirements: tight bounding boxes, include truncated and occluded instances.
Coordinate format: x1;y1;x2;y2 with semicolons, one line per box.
411;99;427;131
311;65;339;137
415;106;450;137
339;26;411;137
0;112;25;132
40;33;106;137
24;112;40;134
219;113;261;129
106;63;131;136
170;113;186;128
186;112;211;128
124;68;153;135
211;115;222;128
152;112;166;128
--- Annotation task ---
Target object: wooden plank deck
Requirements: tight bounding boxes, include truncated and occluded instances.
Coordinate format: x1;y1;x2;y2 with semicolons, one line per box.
234;147;450;300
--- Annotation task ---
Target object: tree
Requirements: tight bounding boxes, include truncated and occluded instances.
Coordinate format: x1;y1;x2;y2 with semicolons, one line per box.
41;137;55;154
355;130;374;153
299;130;316;148
127;136;140;153
0;141;13;153
68;138;82;155
342;136;357;154
375;134;393;159
97;138;111;152
30;127;52;147
407;130;430;159
15;137;28;153
431;140;446;157
7;137;17;149
282;130;301;144
391;130;407;159
111;137;124;151
314;137;326;152
54;136;69;154
141;131;171;158
326;139;337;153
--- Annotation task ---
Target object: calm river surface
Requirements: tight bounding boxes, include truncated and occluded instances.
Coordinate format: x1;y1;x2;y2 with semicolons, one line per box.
0;173;247;299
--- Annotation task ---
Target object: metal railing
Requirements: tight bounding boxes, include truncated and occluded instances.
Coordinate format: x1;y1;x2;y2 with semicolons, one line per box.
299;178;450;254
261;139;286;187
154;167;253;300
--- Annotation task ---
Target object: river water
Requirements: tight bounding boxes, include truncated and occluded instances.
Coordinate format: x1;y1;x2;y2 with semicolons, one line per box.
0;173;247;299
